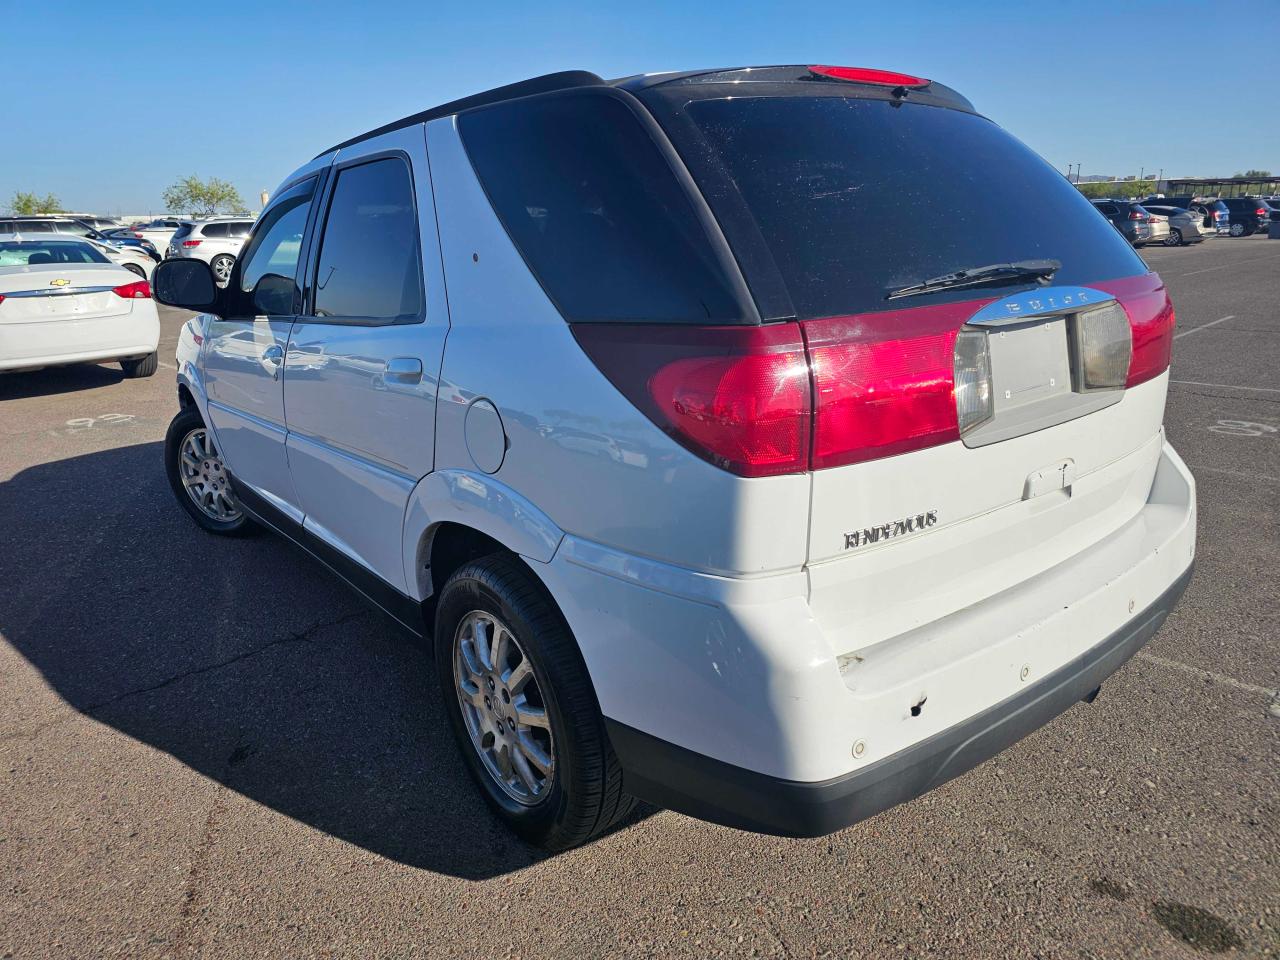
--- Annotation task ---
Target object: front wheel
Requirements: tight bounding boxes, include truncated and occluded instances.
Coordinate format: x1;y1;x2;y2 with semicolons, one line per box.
164;406;253;535
434;554;635;850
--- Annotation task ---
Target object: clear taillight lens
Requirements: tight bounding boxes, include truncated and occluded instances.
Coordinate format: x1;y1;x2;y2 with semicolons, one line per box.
953;328;994;435
1073;302;1132;391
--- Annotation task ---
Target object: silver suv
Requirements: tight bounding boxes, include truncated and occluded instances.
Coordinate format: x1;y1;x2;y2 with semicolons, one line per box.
166;218;254;284
152;66;1196;851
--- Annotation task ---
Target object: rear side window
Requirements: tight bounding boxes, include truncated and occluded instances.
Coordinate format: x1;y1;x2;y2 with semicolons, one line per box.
666;96;1147;319
459;91;743;324
14;221;54;233
311;156;422;322
201;223;229;238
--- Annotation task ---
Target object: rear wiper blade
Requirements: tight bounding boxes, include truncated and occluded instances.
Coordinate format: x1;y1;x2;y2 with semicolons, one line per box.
885;259;1061;301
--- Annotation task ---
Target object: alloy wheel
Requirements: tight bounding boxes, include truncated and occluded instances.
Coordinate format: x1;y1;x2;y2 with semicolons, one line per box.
452;610;555;805
212;256;234;284
178;427;241;522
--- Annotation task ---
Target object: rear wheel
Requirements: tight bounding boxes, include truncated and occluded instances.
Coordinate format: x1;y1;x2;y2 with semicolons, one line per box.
124;262;146;278
434;554;635;850
1164;230;1182;247
210;255;235;286
164;406;253;535
120;351;158;378
1229;222;1245;237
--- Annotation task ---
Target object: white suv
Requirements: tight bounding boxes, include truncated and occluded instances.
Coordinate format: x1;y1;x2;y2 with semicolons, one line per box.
153;66;1196;851
166;218;254;284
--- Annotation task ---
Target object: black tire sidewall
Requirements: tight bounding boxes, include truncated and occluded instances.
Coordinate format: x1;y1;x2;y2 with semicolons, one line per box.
433;560;590;844
164;406;251;536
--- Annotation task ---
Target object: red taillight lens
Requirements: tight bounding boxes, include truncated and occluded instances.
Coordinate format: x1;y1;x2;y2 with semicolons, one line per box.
1256;207;1268;216
802;307;967;468
112;280;151;299
1124;296;1174;388
1129;210;1145;220
808;64;928;87
572;323;810;477
131;232;144;238
182;239;202;247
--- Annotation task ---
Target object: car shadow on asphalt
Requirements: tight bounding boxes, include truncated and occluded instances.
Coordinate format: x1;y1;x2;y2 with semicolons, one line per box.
0;440;649;879
0;363;127;399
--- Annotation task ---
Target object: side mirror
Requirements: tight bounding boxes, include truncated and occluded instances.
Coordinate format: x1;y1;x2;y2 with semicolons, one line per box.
252;273;298;316
153;259;218;312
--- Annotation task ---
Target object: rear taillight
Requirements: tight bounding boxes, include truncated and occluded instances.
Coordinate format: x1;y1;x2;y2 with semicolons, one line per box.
1256;207;1268;217
112;280;151;299
802;310;964;468
131;232;144;238
573;277;1171;478
1124;295;1174;388
572;323;811;477
182;239;202;247
1129;210;1145;220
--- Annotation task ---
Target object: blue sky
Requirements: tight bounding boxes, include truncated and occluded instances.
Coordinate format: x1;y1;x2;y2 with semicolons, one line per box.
8;0;1277;214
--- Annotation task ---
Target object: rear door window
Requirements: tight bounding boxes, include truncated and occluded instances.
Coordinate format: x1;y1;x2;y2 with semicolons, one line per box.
310;156;422;323
202;223;230;238
458;90;744;324
660;95;1147;319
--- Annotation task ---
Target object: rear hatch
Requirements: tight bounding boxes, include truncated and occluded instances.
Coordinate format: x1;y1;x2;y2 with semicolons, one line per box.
634;68;1175;650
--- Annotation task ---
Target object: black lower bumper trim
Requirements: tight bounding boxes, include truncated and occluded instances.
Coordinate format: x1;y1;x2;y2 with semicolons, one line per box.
606;563;1194;837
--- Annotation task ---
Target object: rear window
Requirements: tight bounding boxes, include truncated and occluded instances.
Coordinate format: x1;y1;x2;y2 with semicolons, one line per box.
459;90;744;324
0;240;111;265
171;223;195;240
667;96;1147;319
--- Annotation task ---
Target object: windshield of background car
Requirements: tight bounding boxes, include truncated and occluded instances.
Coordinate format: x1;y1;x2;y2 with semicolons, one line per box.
657;94;1148;319
0;241;111;265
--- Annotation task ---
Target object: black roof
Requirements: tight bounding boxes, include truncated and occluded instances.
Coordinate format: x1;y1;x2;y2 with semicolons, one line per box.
318;70;604;157
317;64;968;158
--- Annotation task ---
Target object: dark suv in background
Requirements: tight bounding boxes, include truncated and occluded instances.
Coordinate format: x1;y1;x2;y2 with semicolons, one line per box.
1091;200;1155;246
1220;197;1277;236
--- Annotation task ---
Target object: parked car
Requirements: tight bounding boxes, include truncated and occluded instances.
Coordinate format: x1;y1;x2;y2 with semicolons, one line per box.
1220;197;1276;236
0;235;159;376
1192;200;1231;235
129;218;185;255
100;227;161;260
76;235;156;279
1141;205;1206;245
166;218;254;285
1091;199;1164;245
152;65;1195;850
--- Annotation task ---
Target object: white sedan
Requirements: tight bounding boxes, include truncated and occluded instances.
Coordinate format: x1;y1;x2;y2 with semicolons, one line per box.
77;234;157;280
0;236;160;377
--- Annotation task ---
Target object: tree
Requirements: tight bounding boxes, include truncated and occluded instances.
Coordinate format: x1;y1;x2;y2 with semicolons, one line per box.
1075;179;1155;200
1233;169;1272;179
161;175;246;217
9;191;63;215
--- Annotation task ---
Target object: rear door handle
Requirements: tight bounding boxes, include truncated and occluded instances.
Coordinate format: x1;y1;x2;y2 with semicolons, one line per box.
261;344;284;380
385;357;423;383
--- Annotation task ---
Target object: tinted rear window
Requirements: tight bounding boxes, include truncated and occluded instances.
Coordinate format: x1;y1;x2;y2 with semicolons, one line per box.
0;240;110;265
459;90;743;324
172;223;195;240
668;96;1147;319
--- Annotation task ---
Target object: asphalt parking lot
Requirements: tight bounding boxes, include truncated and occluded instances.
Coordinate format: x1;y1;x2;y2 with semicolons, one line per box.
1;236;1277;959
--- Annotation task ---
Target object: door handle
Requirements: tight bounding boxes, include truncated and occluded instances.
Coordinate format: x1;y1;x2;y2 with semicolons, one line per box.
261;344;283;381
384;357;423;383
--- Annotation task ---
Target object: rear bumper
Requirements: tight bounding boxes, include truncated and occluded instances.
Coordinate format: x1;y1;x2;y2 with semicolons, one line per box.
0;305;160;372
607;563;1192;836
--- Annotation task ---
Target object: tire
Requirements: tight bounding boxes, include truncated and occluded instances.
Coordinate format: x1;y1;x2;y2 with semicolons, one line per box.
1165;230;1182;247
210;255;235;286
164;405;254;536
434;554;635;850
120;351;158;378
1229;222;1245;237
124;262;146;278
